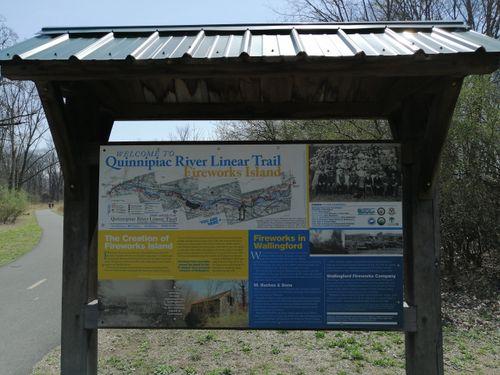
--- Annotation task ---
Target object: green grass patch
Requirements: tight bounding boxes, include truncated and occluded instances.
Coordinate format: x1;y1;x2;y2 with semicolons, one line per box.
240;343;252;353
153;364;176;375
0;211;41;266
315;331;326;339
270;346;281;355
196;332;217;344
372;357;401;367
207;368;232;375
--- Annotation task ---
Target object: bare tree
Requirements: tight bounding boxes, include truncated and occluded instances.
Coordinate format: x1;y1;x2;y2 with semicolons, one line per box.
0;16;60;197
169;123;206;141
0;15;16;49
216;119;391;141
216;120;285;141
277;0;498;37
0;80;51;191
44;148;64;201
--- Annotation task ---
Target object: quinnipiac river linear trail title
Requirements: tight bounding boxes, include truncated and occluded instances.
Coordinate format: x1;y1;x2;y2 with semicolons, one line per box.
97;143;403;330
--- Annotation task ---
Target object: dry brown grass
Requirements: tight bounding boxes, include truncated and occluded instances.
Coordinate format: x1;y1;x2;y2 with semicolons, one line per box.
32;323;498;375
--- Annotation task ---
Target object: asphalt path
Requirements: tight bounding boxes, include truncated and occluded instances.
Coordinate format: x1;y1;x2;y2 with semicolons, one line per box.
0;210;62;375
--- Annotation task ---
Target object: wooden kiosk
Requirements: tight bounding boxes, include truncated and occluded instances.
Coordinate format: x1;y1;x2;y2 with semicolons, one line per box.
1;21;499;374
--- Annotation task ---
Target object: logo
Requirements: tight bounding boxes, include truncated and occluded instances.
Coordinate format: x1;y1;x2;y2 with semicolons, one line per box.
377;217;386;225
377;207;386;215
389;217;396;224
368;217;376;225
358;208;376;215
388;207;396;215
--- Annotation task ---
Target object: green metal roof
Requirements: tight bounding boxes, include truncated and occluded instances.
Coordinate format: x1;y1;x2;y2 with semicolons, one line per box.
1;21;499;62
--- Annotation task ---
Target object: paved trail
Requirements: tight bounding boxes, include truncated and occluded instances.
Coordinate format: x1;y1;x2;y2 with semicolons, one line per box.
0;210;62;375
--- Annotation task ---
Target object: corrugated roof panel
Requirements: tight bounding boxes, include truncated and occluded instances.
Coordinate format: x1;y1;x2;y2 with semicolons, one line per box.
349;34;380;55
456;30;499;52
429;30;475;52
211;35;232;58
337;29;364;56
262;34;280;56
173;35;196;58
377;33;413;55
316;34;342;56
192;35;215;58
140;36;171;59
0;22;498;65
305;34;333;56
151;36;185;59
361;34;394;55
327;34;355;56
249;34;263;56
0;36;51;60
127;32;158;59
413;32;458;53
300;34;324;56
401;31;439;54
28;37;100;60
384;28;423;54
226;35;243;57
276;34;296;56
84;37;146;60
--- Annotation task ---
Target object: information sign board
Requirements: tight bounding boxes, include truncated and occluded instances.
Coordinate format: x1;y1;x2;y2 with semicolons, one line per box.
98;143;403;329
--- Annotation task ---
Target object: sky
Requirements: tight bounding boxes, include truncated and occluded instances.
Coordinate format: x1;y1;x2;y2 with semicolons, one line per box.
1;0;289;141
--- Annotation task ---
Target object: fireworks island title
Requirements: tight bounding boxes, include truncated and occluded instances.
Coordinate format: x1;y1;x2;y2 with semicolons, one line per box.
105;148;282;177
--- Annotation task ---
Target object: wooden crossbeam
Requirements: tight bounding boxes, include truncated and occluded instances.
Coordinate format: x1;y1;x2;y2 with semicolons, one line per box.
2;53;498;81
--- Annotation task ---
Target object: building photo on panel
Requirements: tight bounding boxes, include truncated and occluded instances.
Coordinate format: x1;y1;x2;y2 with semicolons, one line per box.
181;280;249;328
309;229;403;256
99;279;249;328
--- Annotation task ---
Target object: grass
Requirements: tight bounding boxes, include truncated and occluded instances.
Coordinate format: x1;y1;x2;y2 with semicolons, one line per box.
31;324;499;375
0;209;42;267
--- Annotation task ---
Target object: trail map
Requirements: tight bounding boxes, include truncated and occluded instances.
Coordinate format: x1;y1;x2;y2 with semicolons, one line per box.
99;144;307;230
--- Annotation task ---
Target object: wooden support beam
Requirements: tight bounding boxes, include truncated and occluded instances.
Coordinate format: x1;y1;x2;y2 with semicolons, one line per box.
111;102;385;120
3;53;499;81
38;82;94;374
418;78;463;193
390;81;463;374
36;82;112;375
383;77;438;115
36;82;80;188
402;161;443;375
60;171;95;374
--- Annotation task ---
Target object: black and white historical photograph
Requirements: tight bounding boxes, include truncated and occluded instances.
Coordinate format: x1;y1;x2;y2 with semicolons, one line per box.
309;229;403;256
309;144;402;202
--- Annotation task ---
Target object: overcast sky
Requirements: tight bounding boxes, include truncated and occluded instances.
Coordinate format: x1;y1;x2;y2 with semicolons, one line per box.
1;0;288;141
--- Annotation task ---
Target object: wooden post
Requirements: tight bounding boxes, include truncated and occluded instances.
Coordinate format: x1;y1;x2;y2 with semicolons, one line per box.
392;79;463;375
61;172;95;374
36;82;112;374
402;158;443;375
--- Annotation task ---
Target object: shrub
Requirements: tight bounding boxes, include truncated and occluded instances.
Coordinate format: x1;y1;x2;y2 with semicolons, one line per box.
0;186;29;224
